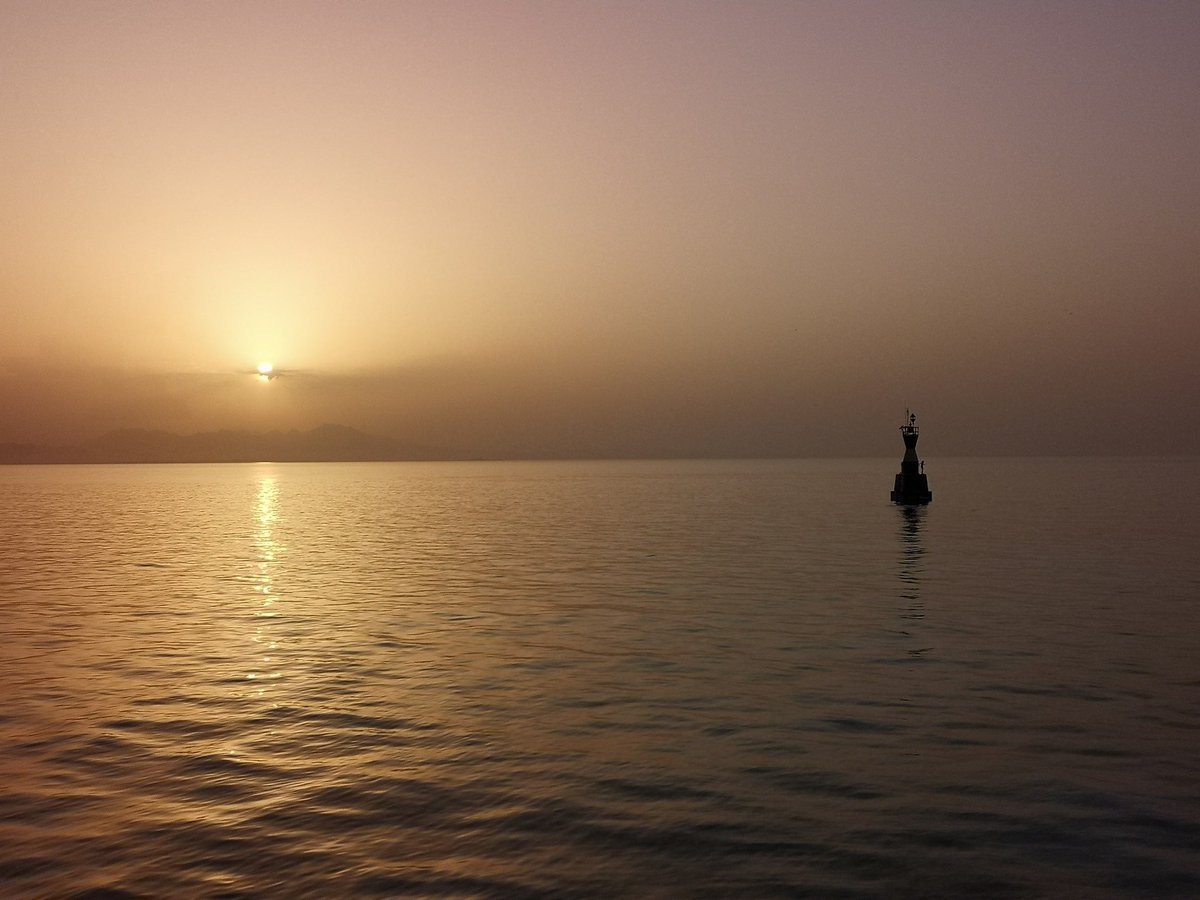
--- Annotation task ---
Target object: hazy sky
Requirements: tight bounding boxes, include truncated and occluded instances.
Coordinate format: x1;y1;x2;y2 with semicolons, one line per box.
2;1;1197;457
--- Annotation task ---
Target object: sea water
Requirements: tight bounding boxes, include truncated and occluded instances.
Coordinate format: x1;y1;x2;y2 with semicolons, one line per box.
1;458;1197;897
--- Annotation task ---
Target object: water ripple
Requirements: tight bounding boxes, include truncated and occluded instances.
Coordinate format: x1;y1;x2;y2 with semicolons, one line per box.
1;459;1198;896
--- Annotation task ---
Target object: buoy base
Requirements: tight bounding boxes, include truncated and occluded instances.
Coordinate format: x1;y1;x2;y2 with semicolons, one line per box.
891;490;932;504
891;473;932;505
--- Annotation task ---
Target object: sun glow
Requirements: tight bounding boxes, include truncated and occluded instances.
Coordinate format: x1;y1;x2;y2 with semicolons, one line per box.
257;362;273;382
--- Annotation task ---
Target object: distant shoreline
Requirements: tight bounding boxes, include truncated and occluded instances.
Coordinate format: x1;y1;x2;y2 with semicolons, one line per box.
0;424;447;466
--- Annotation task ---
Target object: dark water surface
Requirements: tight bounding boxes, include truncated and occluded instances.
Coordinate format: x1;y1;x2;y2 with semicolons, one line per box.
1;458;1198;898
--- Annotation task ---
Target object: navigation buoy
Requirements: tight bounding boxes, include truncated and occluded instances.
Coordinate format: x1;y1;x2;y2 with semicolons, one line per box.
891;410;932;504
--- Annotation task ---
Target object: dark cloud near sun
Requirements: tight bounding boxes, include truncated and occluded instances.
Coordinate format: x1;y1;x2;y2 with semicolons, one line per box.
3;343;1197;459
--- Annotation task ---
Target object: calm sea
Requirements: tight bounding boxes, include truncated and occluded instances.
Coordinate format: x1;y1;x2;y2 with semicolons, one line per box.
1;458;1197;898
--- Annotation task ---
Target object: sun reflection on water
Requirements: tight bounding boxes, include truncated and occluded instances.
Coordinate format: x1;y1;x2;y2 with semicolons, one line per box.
248;470;283;691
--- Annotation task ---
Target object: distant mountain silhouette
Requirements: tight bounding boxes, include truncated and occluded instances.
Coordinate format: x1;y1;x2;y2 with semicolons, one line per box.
0;424;447;464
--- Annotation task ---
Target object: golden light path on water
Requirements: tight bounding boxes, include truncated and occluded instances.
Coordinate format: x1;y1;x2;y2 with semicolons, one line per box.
249;470;281;694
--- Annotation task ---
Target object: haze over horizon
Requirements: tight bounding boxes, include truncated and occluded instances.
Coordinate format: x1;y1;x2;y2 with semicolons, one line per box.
3;1;1198;459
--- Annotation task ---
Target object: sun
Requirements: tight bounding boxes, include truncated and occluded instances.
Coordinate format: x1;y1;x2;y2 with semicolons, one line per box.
257;362;273;382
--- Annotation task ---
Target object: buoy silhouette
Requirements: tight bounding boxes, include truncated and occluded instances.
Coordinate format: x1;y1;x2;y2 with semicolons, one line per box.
890;410;932;504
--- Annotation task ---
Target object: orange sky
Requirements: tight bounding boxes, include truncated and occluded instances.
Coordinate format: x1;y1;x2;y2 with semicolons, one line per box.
2;1;1198;456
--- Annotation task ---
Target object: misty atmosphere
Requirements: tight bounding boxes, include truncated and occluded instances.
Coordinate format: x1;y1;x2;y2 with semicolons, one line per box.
2;2;1197;459
2;3;1199;898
